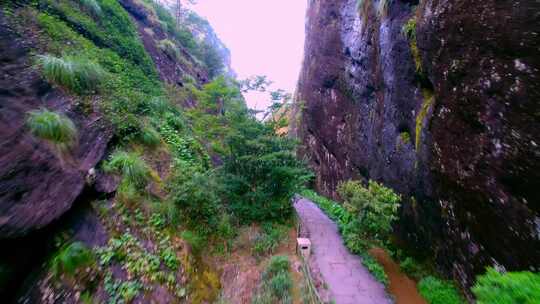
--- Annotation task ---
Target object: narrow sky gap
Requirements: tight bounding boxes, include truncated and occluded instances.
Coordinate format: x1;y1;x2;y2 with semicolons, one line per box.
188;0;308;111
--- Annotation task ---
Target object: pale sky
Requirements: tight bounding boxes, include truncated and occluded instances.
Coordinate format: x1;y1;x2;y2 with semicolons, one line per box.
188;0;308;112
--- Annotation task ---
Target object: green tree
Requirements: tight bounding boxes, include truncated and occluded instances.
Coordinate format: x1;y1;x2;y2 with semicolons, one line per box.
221;116;311;222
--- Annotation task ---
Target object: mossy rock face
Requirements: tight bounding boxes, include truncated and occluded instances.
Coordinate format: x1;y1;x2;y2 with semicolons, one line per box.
296;0;540;298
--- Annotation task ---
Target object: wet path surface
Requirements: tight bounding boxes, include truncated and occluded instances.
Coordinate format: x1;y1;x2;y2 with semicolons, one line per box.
294;198;392;304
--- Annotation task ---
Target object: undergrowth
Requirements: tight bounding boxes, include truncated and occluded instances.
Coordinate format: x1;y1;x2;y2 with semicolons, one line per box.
252;256;293;304
418;276;463;304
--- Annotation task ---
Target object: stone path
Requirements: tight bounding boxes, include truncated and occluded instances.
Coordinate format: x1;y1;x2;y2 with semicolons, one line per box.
294;197;392;304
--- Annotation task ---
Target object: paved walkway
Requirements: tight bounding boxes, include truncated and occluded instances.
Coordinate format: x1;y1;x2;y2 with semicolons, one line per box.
294;197;392;304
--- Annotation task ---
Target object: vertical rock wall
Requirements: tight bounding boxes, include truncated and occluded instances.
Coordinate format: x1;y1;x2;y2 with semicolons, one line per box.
296;0;540;294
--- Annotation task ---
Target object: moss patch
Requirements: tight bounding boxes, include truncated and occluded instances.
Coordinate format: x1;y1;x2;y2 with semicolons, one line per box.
415;89;434;151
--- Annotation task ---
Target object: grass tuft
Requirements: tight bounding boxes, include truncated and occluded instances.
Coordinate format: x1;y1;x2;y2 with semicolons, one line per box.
27;108;77;146
37;54;105;94
104;150;151;189
158;39;180;61
139;125;161;147
78;0;102;17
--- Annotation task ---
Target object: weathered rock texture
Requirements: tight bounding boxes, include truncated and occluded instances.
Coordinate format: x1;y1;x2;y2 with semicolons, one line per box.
295;0;540;295
0;12;113;239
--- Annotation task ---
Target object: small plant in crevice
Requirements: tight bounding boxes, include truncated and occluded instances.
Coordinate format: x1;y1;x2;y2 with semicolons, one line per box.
27;108;77;148
158;39;180;61
402;17;417;41
51;242;95;277
36;54;105;94
103;150;151;200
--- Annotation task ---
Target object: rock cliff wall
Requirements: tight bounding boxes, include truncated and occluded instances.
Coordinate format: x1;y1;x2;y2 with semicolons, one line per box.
296;0;540;294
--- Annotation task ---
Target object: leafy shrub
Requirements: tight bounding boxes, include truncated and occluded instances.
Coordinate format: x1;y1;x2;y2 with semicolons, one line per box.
253;255;292;304
337;180;400;246
300;189;390;285
472;267;540;304
51;242;94;276
104;151;151;197
168;170;222;233
418;276;462;304
37;54;104;94
158;39;180;61
27;108;77;146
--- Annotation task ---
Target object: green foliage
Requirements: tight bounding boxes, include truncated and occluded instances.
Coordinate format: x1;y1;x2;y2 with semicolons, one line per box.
418;276;463;304
159;39;180;61
36;54;104;94
181;230;205;254
139;125;161;147
399;256;430;280
51;242;94;277
103;151;151;197
360;253;388;286
402;17;417;41
143;0;200;57
472;268;540;304
27;108;77;146
168;169;222;233
337;180;400;246
78;0;102;17
253;256;292;304
399;131;411;144
222;122;311;223
41;0;157;75
300;189;389;285
265;256;290;278
97;231;182;292
104;274;142;304
252;223;289;256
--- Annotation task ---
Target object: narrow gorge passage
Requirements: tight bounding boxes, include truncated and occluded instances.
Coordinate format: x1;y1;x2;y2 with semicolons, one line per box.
294;197;391;304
